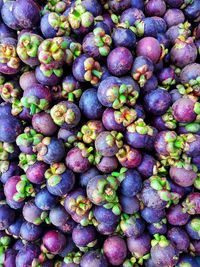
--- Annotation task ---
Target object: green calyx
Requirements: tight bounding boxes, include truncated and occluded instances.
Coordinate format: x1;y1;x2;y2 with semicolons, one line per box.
48;13;70;36
11;99;23;116
34;137;51;160
78;121;103;144
40;64;63;77
116;145;134;164
151;234;170;248
65;41;82;65
68;194;92;216
39;37;68;64
93;27;112;56
0;81;21;102
0;43;20;69
190;218;200;232
76;142;95;163
64;252;82;265
108;83;139;109
0;142;14;161
45;163;66;186
163;131;184;159
149;176;172;202
132;64;153;87
17;33;43;60
13;175;35;202
0;235;11;259
68;4;94;30
83;57;102;85
50;103;76;126
127;119;154;135
0;74;5;85
19;153;37;171
162;108;177;129
21;96;49;115
16;128;43;147
114;106;137;127
0;161;9;174
43;0;68;14
105;131;124;148
62;80;82;102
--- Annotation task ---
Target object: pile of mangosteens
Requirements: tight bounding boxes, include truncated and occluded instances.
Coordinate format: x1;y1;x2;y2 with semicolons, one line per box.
0;0;200;266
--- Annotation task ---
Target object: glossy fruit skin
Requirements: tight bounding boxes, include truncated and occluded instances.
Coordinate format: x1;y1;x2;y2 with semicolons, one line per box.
3;248;17;267
79;88;104;120
66;147;90;173
112;27;137;49
79;167;100;187
15;244;40;267
127;233;151;257
43;230;66;254
108;0;131;13
141;180;168;210
95;131;119;157
0;204;15;230
172;97;197;123
141;207;166;223
1;1;21;30
0;21;16;39
167;204;190;226
186;217;200;240
137;153;156;178
120;170;142;197
32;112;58;136
167;227;190;252
13;0;40;29
72;224;97;248
120;195;140;214
169;165;197;187
102;108;125;132
22;200;44;225
103;236;127;266
145;0;166;17
35;65;62;86
80;250;108;267
164;8;185;27
151;241;178;267
49;205;70;227
176;255;199;267
20;221;42;241
26;161;48;184
107;47;133;76
35;188;58;211
136;37;161;63
144;89;172;116
96;156;118;173
170;38;197;68
0;162;20;184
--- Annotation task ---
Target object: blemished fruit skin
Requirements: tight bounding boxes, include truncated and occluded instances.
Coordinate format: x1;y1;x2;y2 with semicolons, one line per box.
1;0;200;266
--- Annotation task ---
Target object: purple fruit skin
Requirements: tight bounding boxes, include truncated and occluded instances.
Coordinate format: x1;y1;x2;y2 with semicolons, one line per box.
80;250;108;267
66;147;90;173
120;195;140;214
120;7;145;26
167;227;190;252
1;1;21;30
79;167;100;187
141;180;168;210
169;165;197;187
35;188;58;211
167;204;190;226
107;47;133;76
16;244;40;267
97;156;118;173
120;169;142;197
35;66;62;86
20;221;42;241
49;205;70;227
43;230;66;254
7;217;23;237
151;242;178;267
141;207;166;223
136;37;161;63
127;233;151;257
172;98;196;123
145;0;166;17
137;153;156;178
32;112;57;136
4;249;17;267
144;89;172;116
72;224;97;247
13;0;40;29
102;108;125;132
108;0;131;14
103;236;127;266
164;8;185;27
